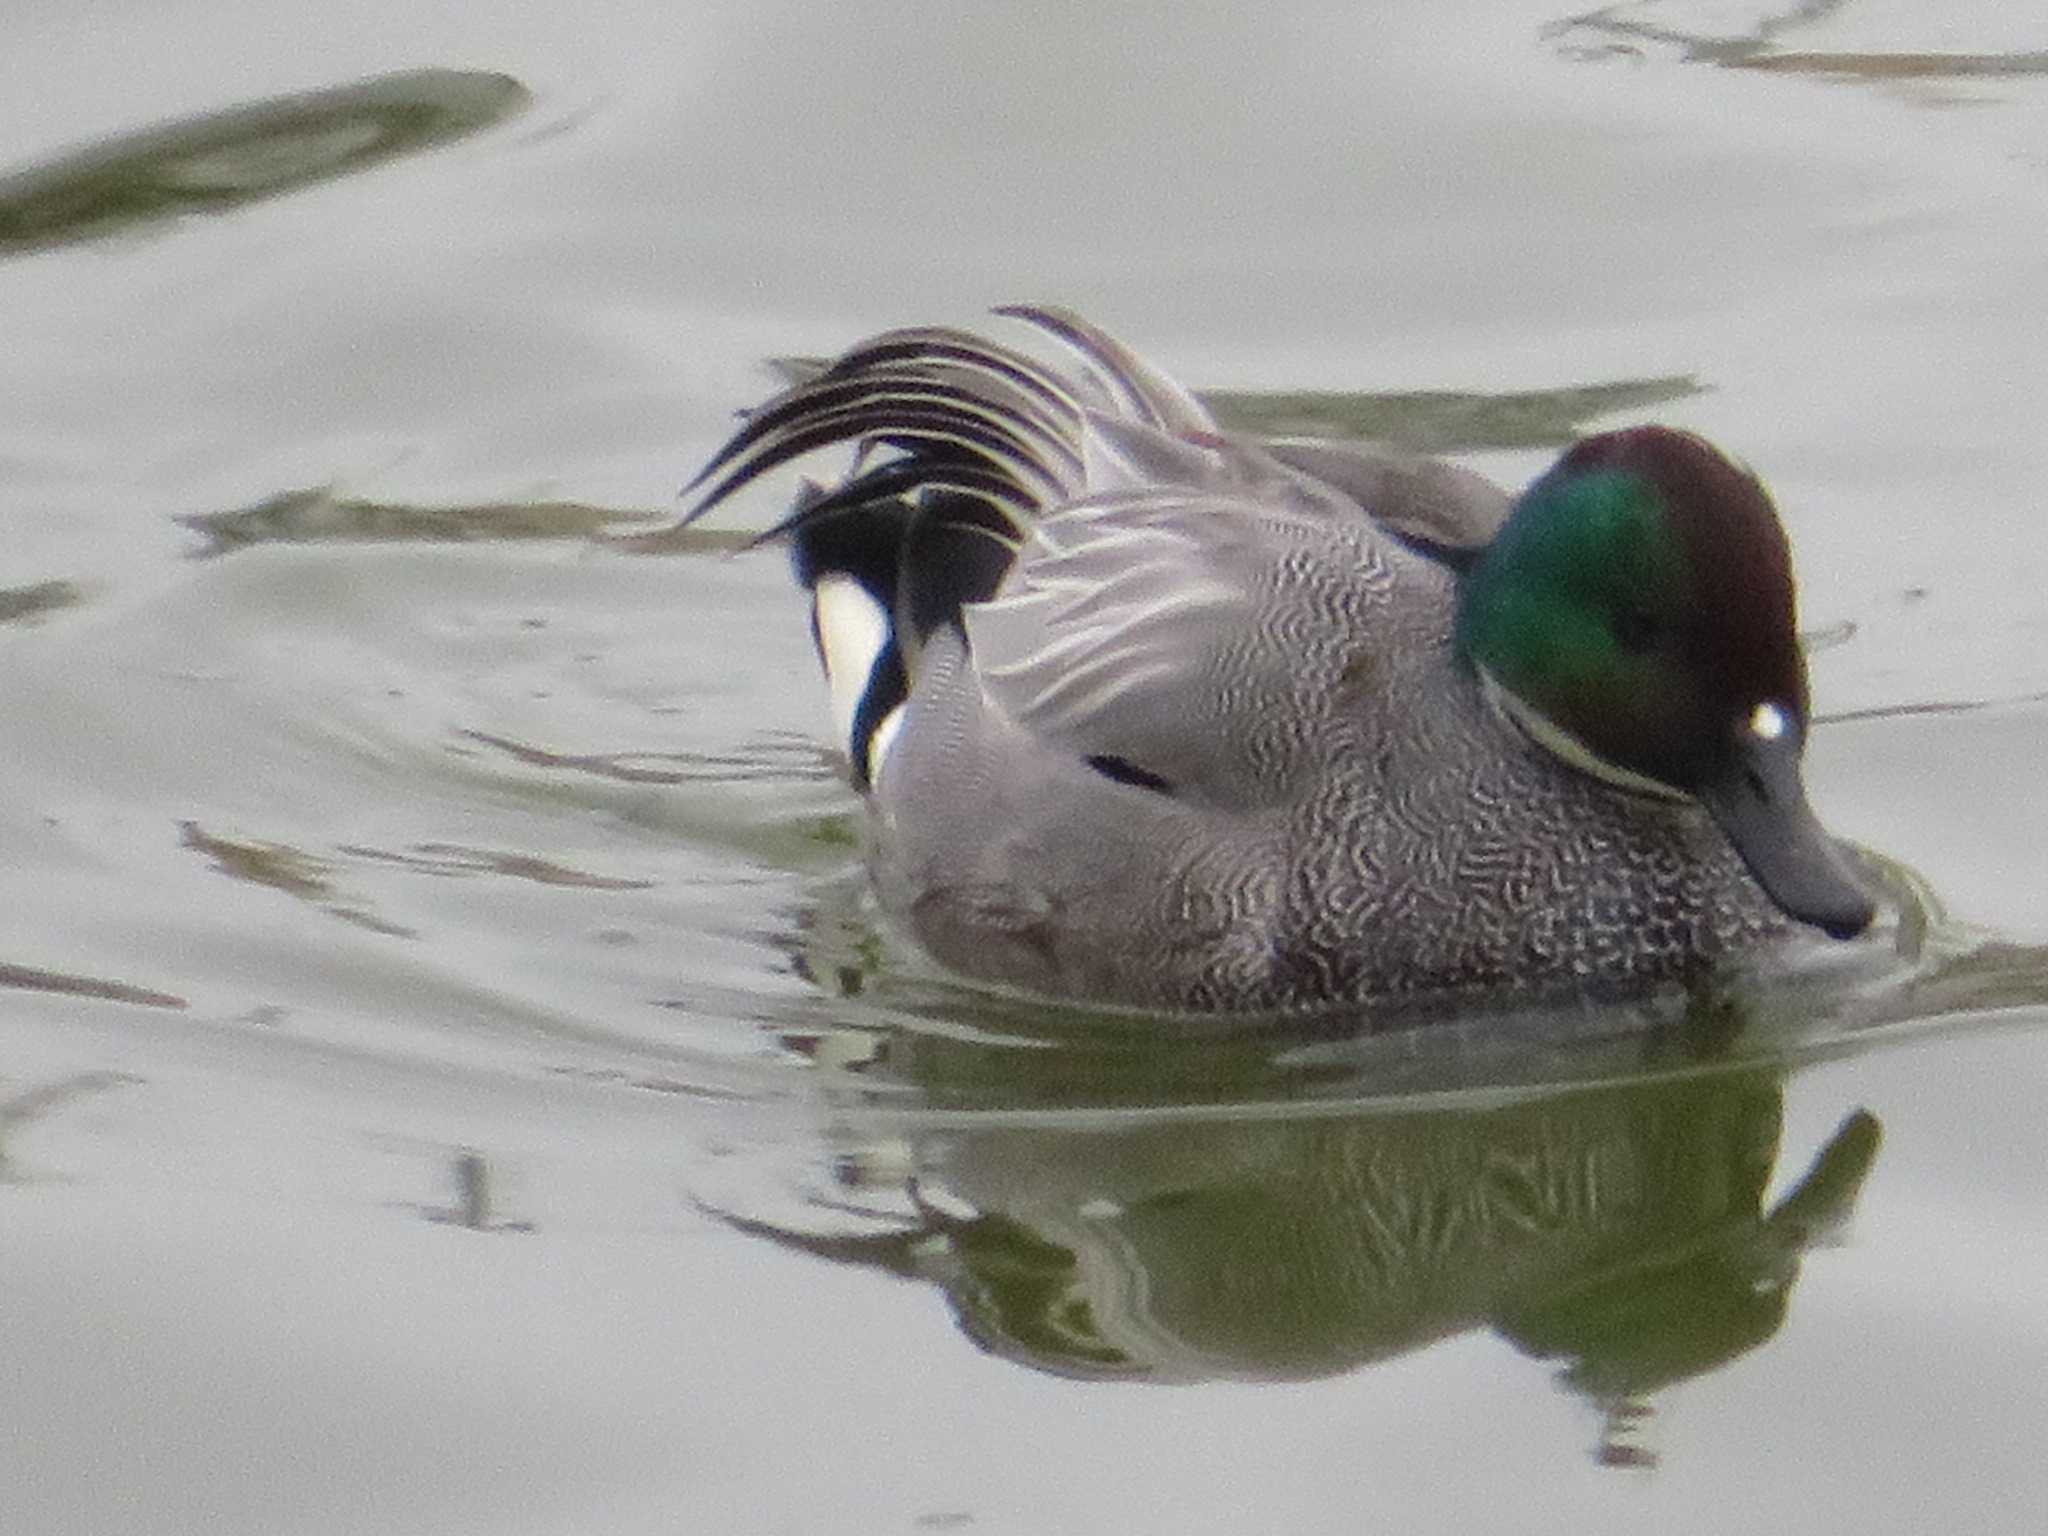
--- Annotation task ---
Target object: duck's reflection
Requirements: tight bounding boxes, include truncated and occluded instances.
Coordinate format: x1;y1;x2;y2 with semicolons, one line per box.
715;1058;1878;1467
719;850;2048;1464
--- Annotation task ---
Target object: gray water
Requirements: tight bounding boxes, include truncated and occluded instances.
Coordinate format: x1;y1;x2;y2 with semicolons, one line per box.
6;3;2048;1532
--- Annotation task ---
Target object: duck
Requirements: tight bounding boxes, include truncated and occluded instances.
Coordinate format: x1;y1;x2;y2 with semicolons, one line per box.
680;306;1876;1013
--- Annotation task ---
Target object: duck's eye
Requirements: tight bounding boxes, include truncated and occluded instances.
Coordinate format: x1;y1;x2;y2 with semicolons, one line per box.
1611;606;1661;654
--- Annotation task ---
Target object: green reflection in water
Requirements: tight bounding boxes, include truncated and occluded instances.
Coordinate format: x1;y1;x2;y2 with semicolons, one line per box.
0;68;529;258
717;1058;1880;1465
715;881;2048;1464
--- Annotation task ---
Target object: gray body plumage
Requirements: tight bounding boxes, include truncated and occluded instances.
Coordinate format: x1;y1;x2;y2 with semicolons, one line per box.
685;310;1788;1013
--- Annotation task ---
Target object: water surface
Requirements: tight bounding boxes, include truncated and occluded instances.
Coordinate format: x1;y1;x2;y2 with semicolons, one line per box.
5;3;2048;1532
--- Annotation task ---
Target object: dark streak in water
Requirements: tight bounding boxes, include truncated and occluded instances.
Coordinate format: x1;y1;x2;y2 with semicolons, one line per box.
609;523;809;557
0;962;185;1010
0;579;84;625
457;728;836;786
1548;3;2048;92
180;486;658;558
419;1149;535;1233
1815;689;2048;725
541;1063;768;1103
0;1071;147;1180
337;841;657;891
1736;50;2048;80
0;68;531;258
179;820;415;939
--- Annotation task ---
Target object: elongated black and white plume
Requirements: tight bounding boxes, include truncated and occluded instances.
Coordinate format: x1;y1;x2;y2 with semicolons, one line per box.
679;306;1223;788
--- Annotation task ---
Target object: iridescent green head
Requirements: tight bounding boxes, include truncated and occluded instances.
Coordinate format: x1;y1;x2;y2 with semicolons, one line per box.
1456;426;1873;939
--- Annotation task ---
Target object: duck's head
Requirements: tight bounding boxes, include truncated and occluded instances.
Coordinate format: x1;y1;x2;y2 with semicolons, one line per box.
1455;426;1874;940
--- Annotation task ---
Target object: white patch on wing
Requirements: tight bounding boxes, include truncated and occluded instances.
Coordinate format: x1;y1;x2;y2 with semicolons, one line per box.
811;574;892;760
